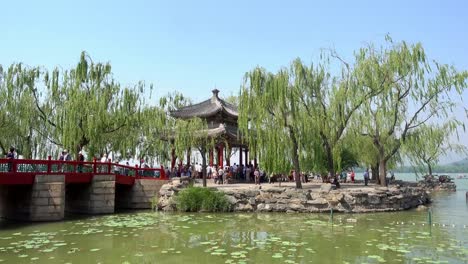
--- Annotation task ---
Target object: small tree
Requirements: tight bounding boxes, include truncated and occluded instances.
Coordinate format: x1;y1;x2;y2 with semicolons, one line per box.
404;123;466;176
172;118;214;187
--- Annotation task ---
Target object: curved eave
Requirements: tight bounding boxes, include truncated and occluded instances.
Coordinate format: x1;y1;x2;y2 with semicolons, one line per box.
170;99;238;119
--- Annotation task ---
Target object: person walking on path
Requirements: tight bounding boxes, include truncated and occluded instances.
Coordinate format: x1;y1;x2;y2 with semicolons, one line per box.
254;168;260;185
245;165;251;183
364;168;369;186
351;169;355;183
213;166;219;184
218;167;224;185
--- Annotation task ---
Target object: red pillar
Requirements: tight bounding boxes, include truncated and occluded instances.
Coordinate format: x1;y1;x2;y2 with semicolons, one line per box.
160;165;166;179
209;148;214;167
239;147;243;166
218;144;224;168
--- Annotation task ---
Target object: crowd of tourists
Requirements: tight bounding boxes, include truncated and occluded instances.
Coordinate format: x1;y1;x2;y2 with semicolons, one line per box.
166;163;263;185
2;148;394;185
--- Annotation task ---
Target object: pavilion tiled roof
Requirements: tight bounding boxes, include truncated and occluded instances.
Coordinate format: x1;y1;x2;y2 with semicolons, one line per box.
205;123;239;138
170;89;238;119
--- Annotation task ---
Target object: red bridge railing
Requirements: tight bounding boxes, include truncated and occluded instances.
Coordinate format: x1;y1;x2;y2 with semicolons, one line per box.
0;157;167;185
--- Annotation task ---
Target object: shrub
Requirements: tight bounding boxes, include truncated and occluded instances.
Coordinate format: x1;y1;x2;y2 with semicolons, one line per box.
175;187;230;212
150;196;158;211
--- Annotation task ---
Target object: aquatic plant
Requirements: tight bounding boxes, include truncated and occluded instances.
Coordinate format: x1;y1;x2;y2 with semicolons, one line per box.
175;187;230;212
150;196;158;211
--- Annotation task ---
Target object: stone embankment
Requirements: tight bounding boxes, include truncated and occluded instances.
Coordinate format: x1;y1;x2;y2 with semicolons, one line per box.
416;176;457;192
157;180;430;213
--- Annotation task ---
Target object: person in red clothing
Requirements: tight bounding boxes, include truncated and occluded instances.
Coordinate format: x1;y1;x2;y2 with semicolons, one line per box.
351;169;355;183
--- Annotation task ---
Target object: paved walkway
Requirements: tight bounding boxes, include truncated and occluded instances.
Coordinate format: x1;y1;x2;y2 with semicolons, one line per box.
193;179;378;191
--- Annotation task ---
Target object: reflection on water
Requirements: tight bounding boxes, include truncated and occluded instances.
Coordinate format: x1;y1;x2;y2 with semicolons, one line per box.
0;191;467;263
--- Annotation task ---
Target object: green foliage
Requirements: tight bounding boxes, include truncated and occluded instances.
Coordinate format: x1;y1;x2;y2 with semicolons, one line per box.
39;51;150;158
403;123;467;175
239;37;467;187
239;66;306;188
352;38;467;184
395;157;468;173
239;54;376;182
175;187;230;212
1;37;466;182
150;196;159;211
0;51;165;161
0;64;41;158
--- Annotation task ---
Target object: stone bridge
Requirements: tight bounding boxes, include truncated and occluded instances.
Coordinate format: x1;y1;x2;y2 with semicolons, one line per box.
0;158;169;221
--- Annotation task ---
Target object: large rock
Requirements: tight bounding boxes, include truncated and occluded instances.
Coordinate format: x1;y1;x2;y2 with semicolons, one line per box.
320;184;333;193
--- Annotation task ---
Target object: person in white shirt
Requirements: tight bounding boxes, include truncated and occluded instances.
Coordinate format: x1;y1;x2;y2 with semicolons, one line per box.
218;167;224;184
197;163;202;178
100;153;108;172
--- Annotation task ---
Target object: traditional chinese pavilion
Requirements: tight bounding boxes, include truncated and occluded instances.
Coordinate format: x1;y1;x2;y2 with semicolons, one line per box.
170;89;250;169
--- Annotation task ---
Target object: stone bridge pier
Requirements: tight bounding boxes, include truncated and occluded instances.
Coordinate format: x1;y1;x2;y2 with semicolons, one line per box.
0;175;65;221
115;179;169;209
0;175;169;222
66;175;116;214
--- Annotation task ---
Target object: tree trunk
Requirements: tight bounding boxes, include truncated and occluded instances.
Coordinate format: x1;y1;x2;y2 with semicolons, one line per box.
379;159;387;186
289;127;302;189
324;141;335;178
371;163;379;183
200;147;207;187
428;164;432;176
375;140;387;186
225;146;231;166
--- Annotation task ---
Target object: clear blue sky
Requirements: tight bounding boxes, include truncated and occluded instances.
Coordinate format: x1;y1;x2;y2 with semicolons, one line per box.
2;0;468;160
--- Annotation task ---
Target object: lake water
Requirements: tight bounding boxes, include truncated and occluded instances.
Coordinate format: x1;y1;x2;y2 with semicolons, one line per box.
0;174;467;263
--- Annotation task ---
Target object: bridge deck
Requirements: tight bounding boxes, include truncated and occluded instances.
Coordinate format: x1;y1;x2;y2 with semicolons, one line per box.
0;158;166;185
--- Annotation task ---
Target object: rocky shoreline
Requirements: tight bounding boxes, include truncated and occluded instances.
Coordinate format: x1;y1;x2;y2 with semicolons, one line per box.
157;180;431;213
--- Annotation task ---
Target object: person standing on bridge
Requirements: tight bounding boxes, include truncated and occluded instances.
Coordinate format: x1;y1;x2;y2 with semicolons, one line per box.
6;147;15;172
59;149;72;172
77;151;85;173
100;153;108;172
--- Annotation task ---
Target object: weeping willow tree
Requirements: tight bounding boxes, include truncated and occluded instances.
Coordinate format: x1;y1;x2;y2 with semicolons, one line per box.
172;118;214;187
347;133;401;183
0;64;43;158
292;54;380;177
239;56;373;187
404;122;466;176
354;37;468;186
160;92;217;186
130;106;171;165
31;51;149;160
239;68;307;188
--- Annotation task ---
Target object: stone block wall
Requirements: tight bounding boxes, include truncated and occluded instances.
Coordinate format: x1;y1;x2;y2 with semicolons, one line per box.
116;179;169;209
30;175;65;221
0;175;65;221
66;175;115;214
